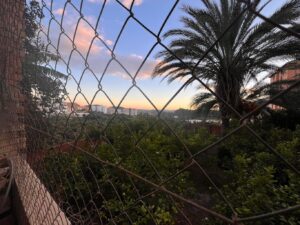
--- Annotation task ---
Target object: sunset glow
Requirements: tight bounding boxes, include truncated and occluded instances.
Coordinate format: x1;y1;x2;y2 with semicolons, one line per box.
42;0;284;110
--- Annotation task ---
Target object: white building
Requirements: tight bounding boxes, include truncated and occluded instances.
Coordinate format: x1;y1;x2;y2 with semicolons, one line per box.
107;107;122;115
106;107;137;116
106;107;115;114
128;108;138;116
121;108;130;115
91;104;107;114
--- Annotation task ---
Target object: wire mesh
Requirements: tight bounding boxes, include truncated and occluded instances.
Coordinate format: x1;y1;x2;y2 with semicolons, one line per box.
1;0;300;224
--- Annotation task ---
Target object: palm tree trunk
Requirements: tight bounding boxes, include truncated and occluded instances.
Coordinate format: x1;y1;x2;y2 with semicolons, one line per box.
216;79;242;134
219;102;230;133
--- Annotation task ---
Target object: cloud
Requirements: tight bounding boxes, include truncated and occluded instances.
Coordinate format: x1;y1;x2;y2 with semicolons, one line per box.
85;15;96;25
52;28;156;80
122;0;143;8
53;8;64;15
130;54;143;60
87;0;143;8
47;12;111;57
74;22;103;55
42;5;156;81
105;39;113;46
56;46;157;80
106;54;157;79
64;50;158;80
50;22;103;57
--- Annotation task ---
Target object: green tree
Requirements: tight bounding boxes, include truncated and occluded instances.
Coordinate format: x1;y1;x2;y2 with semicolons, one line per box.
23;0;67;150
153;0;300;130
208;125;300;225
41;116;196;225
24;0;67;114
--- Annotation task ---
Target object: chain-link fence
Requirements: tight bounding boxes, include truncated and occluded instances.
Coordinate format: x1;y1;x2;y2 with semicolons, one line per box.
1;0;300;224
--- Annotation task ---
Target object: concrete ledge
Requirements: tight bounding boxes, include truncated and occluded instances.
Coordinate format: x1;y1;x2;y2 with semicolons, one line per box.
13;156;71;225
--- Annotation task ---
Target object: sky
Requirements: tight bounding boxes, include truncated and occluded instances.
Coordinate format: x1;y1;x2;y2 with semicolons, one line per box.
39;0;286;110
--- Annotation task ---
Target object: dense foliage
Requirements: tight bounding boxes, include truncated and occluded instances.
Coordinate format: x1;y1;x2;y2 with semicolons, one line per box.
39;114;300;225
207;121;300;225
42;116;197;224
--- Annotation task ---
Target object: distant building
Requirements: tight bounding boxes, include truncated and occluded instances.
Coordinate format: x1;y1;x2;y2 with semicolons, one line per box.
107;107;119;114
270;59;300;110
91;104;107;114
128;108;138;116
106;107;137;116
121;107;129;115
58;103;140;116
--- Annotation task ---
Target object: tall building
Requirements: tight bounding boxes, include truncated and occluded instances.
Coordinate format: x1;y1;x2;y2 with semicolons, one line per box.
270;59;300;110
271;60;300;84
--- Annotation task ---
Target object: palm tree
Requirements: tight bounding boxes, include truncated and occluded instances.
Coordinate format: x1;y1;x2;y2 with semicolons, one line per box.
191;81;274;122
153;0;300;130
190;87;262;122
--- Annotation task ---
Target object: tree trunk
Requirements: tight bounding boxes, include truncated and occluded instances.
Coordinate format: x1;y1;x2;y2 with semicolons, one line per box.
219;102;230;134
216;78;242;134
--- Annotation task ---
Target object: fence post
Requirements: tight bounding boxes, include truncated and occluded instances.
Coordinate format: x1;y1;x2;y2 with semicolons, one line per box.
0;0;25;158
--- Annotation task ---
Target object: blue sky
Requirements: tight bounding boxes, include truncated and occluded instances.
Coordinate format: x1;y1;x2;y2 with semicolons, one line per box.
40;0;286;110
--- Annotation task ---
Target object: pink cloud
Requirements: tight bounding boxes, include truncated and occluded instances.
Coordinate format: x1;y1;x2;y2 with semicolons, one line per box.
42;5;154;80
56;15;108;56
87;0;143;8
105;39;113;46
58;12;111;55
105;54;157;80
122;0;143;8
59;49;157;80
73;22;103;55
53;8;64;15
